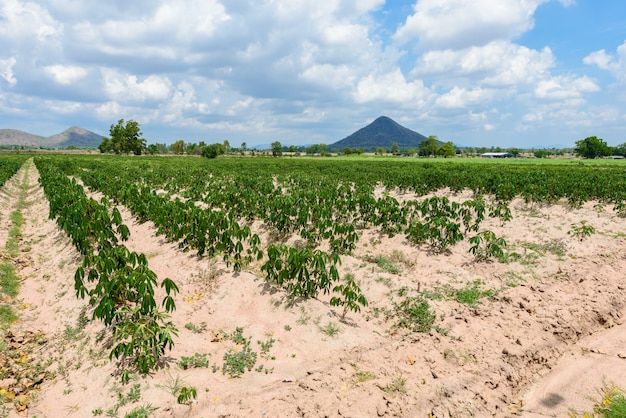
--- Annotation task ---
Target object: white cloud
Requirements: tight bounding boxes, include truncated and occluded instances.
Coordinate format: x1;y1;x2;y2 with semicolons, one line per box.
413;41;555;86
43;64;87;85
0;0;63;42
584;41;626;84
394;0;546;50
0;57;17;86
353;70;433;104
534;75;599;101
102;69;172;103
435;86;498;109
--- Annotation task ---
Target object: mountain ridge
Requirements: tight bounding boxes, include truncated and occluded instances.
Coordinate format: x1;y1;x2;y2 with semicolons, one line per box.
0;126;104;148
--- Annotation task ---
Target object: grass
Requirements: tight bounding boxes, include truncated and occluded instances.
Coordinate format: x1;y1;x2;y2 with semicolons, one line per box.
571;385;626;417
319;321;340;337
593;385;626;418
386;287;436;333
383;374;407;396
0;165;30;327
364;254;403;274
422;279;494;308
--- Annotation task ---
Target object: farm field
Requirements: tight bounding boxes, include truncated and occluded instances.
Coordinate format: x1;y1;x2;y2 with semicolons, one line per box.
1;155;626;417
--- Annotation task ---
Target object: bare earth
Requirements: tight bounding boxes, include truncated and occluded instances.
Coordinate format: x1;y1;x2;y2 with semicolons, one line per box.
2;160;625;417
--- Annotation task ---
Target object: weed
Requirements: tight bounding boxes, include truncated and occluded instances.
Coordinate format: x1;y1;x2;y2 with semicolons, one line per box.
353;369;376;384
594;384;626;417
178;353;210;370
283;324;292;331
157;374;183;397
123;404;158;418
184;322;207;334
367;255;402;274
296;307;311;325
257;336;276;359
319;321;340;337
383;374;407;396
222;335;257;378
386;287;436;333
573;384;626;417
422;280;493;308
224;327;246;345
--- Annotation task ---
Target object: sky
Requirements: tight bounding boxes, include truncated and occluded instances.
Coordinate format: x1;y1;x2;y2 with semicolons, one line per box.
1;0;625;148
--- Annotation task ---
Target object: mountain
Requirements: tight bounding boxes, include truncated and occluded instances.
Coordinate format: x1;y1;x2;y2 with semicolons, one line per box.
329;116;428;151
0;126;104;149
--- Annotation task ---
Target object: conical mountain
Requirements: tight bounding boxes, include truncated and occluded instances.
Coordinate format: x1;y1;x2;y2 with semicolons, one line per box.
329;116;427;151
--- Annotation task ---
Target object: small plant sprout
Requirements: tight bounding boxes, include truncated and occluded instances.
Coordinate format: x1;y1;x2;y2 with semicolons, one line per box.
330;273;368;319
469;230;507;261
568;220;596;241
177;386;197;405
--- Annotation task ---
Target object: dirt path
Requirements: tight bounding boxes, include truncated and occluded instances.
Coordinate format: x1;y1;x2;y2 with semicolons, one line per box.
1;160;625;417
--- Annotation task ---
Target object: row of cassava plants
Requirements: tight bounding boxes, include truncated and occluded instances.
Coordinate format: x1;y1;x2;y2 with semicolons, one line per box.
42;155;626;320
66;157;509;256
61;156;626;214
59;160;368;313
34;157;179;380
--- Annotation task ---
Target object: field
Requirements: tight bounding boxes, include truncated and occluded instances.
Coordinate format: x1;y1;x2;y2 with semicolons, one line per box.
1;154;626;417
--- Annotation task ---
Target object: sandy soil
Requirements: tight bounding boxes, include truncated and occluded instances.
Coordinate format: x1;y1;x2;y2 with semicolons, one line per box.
1;159;625;417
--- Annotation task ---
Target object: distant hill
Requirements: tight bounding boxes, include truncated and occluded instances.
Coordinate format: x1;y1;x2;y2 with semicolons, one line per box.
329;116;428;151
0;126;104;149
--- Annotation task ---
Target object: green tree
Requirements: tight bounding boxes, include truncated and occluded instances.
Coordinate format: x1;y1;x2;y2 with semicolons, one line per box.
223;139;231;154
171;139;185;155
271;141;282;157
508;148;521;157
419;135;440;157
100;119;146;155
202;143;225;159
439;141;456;158
391;142;399;155
376;147;386;155
406;148;417;156
574;136;610;159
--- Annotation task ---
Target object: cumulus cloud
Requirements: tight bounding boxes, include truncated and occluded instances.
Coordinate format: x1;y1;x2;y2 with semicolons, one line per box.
353;70;433;104
0;57;18;86
102;69;172;103
584;41;626;84
435;86;498;109
0;0;616;147
43;64;87;85
413;41;555;86
534;75;599;101
394;0;546;50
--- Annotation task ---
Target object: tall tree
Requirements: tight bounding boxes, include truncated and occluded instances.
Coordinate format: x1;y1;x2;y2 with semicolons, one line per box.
439;141;456;158
419;135;440;157
271;141;282;157
574;136;609;159
100;119;146;155
171;139;185;155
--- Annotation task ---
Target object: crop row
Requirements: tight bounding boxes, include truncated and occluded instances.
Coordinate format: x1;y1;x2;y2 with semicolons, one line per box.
34;157;179;379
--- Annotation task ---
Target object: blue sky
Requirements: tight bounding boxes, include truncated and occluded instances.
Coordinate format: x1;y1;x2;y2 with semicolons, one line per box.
1;0;625;148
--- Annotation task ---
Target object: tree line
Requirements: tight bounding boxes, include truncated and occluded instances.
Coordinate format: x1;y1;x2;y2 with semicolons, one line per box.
98;120;624;160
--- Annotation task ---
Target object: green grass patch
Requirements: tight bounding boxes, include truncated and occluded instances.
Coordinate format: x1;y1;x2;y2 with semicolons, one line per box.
0;263;19;297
